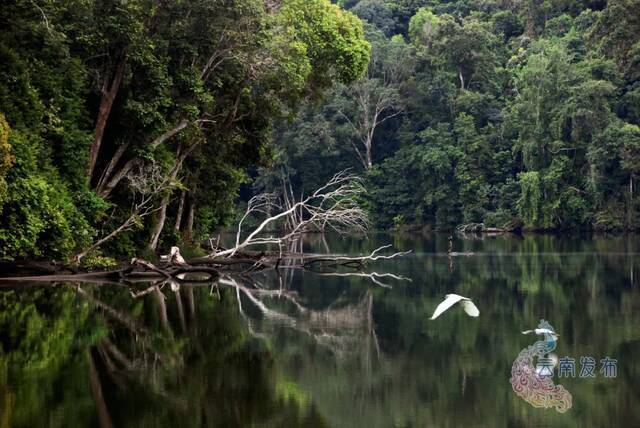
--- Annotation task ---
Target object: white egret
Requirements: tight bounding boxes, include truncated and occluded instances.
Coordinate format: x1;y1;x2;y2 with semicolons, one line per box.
430;294;479;320
160;246;188;265
169;246;187;265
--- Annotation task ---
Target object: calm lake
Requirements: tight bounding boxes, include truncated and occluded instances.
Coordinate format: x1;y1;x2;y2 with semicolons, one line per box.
1;234;639;427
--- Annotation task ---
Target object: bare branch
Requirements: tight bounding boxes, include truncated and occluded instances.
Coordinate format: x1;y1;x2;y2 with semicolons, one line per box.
212;171;370;258
303;245;412;267
75;162;176;262
311;271;411;288
30;0;53;36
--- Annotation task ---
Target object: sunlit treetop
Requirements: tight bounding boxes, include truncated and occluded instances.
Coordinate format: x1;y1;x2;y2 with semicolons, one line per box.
276;0;371;94
0;113;12;209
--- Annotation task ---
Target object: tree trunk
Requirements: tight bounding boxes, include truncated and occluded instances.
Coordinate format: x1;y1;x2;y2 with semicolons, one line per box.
97;158;139;198
99;338;135;371
365;140;373;170
185;196;195;240
628;174;634;229
174;288;187;334
174;190;186;232
148;195;169;251
87;54;127;180
185;285;196;328
87;350;114;428
154;287;171;333
97;120;191;198
148;144;197;250
95;143;128;193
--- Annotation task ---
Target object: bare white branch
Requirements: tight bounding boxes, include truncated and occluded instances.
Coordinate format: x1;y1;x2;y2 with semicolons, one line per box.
74;162;176;262
213;170;370;258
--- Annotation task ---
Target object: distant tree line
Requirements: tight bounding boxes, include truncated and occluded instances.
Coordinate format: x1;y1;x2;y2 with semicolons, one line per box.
259;0;640;232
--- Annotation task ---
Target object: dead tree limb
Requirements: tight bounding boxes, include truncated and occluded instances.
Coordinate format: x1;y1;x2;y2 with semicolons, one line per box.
213;170;369;258
310;271;411;289
75;162;177;262
303;245;412;268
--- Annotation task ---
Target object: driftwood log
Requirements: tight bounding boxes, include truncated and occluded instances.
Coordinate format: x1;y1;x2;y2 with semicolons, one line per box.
0;245;409;286
0;245;411;288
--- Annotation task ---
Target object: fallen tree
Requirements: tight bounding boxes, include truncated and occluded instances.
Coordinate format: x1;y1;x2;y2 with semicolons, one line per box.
0;244;411;290
1;171;411;286
214;170;370;258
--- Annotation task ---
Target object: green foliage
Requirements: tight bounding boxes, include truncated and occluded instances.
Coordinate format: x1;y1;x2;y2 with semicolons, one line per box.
0;2;102;260
589;0;640;83
0;131;92;260
258;0;640;231
0;288;99;370
79;252;118;270
0;114;13;209
491;10;524;39
365;124;462;229
408;7;439;44
516;171;543;227
0;0;371;259
1;0;639;257
352;0;396;36
278;0;371;90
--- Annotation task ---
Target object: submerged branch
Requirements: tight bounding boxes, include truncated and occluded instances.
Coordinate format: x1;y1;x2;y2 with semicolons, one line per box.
303;245;412;268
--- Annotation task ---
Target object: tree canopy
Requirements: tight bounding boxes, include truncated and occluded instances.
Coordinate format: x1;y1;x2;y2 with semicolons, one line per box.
262;0;640;232
2;0;640;263
0;0;369;261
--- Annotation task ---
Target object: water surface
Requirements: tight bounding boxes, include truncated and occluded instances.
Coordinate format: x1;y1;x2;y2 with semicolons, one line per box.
1;234;639;427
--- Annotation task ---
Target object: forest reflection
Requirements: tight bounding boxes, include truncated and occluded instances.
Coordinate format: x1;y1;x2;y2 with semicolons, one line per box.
1;234;640;427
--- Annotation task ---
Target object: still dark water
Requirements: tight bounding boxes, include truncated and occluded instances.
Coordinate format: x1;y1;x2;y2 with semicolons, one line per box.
1;234;639;427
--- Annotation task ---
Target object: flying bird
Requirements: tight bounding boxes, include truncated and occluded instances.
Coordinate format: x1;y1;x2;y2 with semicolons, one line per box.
430;294;479;320
522;328;560;341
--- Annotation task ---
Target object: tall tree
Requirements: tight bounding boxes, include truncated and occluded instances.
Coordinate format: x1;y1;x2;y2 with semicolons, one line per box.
335;31;413;169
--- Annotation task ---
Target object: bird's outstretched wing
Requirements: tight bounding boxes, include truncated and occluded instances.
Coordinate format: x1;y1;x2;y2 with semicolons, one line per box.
460;299;480;317
522;330;534;335
430;294;465;320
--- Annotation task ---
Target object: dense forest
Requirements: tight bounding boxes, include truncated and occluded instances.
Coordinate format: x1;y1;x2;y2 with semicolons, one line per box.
264;0;640;232
0;0;639;263
0;0;370;263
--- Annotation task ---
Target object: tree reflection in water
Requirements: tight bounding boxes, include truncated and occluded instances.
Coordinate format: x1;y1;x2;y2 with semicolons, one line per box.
1;234;640;427
0;278;338;427
0;234;407;427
